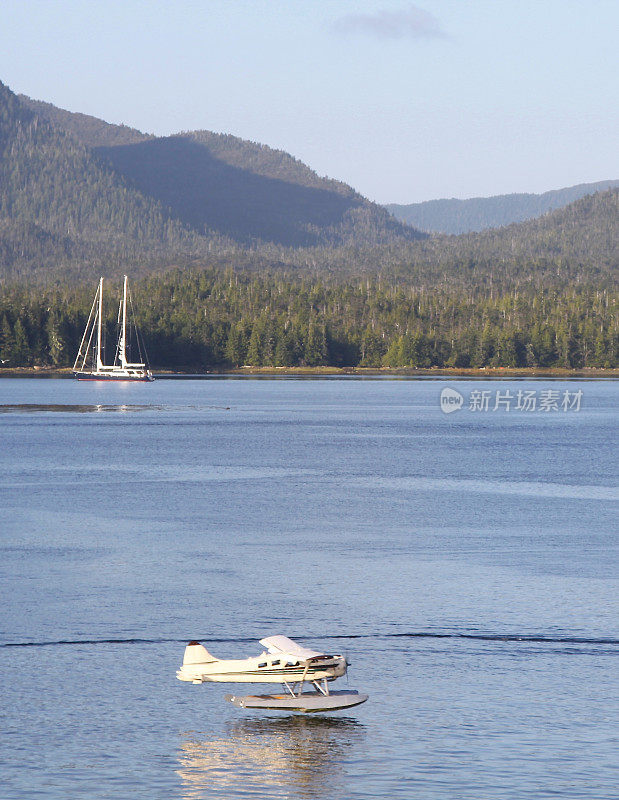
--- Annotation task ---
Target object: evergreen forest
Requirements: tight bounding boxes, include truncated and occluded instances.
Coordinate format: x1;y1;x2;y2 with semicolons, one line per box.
1;269;616;370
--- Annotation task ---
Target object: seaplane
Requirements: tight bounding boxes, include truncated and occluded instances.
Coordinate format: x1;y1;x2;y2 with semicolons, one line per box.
177;635;368;713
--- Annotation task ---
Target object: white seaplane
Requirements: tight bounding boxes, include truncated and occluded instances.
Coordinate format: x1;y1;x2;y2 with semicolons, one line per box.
177;635;368;713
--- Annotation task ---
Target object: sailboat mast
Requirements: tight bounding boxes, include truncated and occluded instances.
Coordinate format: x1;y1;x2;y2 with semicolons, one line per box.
96;277;103;370
119;274;128;367
73;288;98;372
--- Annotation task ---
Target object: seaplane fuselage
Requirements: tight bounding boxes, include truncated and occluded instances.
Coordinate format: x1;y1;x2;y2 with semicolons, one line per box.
176;639;347;684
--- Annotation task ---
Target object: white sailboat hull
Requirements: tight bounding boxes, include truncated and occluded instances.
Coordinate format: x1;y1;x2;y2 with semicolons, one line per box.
74;369;153;381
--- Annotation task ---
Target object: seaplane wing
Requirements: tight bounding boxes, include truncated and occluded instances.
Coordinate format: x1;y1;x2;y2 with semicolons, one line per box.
176;636;347;684
259;636;325;661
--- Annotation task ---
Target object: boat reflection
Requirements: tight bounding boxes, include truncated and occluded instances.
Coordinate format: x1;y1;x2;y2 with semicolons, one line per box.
0;403;159;413
177;715;366;799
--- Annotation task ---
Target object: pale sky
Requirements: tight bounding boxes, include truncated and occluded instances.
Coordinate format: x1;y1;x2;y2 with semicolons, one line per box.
1;0;617;203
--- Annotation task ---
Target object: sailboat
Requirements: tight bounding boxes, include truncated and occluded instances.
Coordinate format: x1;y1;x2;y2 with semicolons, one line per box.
73;276;154;381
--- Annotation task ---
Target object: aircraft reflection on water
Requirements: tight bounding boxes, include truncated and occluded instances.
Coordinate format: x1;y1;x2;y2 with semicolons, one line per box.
177;716;366;800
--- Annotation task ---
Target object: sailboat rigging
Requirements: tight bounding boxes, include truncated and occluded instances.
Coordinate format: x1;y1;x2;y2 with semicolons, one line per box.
73;276;154;381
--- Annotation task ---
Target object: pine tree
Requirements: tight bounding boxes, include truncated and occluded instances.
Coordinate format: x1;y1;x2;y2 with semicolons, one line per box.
474;324;495;367
303;321;327;366
12;318;31;365
0;315;14;364
45;313;66;366
225;322;247;366
246;318;264;365
274;328;298;366
360;327;385;367
382;337;403;367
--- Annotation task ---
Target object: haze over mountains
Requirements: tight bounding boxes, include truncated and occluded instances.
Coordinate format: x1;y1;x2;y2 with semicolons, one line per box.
0;79;617;286
386;180;619;234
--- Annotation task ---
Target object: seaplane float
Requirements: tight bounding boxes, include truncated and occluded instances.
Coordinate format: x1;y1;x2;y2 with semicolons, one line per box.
177;635;368;713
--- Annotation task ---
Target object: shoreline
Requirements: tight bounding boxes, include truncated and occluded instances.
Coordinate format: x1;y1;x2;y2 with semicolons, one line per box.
1;366;617;379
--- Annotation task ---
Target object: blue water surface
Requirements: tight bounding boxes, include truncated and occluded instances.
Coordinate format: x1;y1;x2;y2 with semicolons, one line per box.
1;377;617;799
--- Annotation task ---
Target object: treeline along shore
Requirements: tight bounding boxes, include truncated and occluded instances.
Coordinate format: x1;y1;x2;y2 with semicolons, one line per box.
0;268;616;370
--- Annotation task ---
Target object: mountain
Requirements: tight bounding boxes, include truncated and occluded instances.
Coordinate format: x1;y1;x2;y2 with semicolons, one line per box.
18;95;151;147
386;180;619;234
0;81;216;280
2;81;616;288
464;187;619;268
16;89;421;251
315;187;619;290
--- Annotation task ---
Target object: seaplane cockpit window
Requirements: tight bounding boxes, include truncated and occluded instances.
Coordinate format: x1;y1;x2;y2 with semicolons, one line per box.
258;662;267;668
272;660;280;665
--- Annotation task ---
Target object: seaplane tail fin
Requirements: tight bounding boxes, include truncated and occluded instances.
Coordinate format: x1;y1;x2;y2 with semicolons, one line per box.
182;640;218;665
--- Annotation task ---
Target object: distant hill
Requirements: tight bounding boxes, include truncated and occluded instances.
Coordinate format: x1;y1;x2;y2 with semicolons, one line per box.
16;89;421;250
442;187;619;271
386;181;619;234
359;187;618;289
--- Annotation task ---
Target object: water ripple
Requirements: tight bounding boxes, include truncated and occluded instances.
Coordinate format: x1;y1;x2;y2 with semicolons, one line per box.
3;632;618;648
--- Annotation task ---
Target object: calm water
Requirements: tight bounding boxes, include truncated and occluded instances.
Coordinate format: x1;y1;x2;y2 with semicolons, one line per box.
1;377;617;800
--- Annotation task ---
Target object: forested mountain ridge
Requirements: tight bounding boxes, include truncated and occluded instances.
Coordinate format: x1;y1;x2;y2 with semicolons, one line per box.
94;132;413;247
438;186;618;271
0;80;219;280
14;87;422;250
0;80;616;297
387;180;619;234
18;95;151;147
20;94;365;197
467;187;619;267
291;187;619;290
